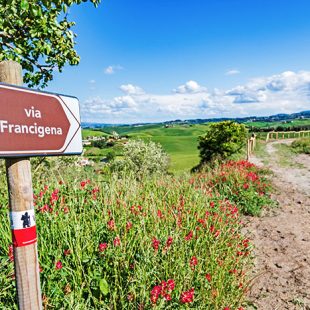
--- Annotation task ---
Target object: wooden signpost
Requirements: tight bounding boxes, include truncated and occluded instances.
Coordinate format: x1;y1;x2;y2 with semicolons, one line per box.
0;60;82;310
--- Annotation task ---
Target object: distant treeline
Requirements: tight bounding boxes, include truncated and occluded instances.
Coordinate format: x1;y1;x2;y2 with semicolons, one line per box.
249;124;310;133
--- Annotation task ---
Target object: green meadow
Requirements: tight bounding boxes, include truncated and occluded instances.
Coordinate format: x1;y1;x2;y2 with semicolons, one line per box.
245;118;310;129
83;124;210;172
82;118;310;173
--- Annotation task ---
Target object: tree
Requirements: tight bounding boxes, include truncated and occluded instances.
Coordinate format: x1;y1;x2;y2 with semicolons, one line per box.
0;0;101;87
196;121;247;167
110;140;170;179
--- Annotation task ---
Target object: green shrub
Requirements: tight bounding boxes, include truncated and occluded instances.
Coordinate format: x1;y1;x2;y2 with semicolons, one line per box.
196;121;247;169
191;160;274;216
110;140;170;178
291;138;310;154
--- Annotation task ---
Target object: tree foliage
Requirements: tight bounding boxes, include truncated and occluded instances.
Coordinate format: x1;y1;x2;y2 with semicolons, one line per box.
110;140;170;178
0;0;100;87
197;121;247;166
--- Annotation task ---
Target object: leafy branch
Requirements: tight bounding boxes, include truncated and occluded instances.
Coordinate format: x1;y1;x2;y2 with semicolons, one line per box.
0;0;101;87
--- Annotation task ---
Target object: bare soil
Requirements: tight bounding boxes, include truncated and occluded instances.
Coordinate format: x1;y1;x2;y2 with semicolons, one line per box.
245;140;310;309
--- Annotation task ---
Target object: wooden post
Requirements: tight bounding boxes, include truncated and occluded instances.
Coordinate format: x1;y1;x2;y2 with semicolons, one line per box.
246;139;250;160
0;61;42;310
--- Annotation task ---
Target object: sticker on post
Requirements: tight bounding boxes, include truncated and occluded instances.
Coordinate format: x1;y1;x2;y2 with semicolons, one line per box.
10;209;37;247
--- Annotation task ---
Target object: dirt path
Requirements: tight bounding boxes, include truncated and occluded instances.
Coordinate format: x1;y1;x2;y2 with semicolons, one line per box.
245;140;310;309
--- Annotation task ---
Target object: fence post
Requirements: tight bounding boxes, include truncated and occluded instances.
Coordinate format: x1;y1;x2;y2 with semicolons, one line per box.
0;60;42;310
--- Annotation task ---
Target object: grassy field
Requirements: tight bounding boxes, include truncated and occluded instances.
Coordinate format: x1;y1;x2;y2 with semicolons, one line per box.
84;124;210;173
82;119;310;173
82;129;109;139
245;118;310;129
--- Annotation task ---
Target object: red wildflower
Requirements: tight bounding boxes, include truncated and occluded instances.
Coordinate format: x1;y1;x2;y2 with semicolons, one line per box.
92;187;99;194
150;285;162;304
205;273;212;282
126;221;133;231
157;210;163;218
185;231;193;241
167;279;175;291
113;236;121;247
247;171;258;182
166;236;173;248
55;261;63;270
99;243;108;252
190;256;198;269
150;279;175;304
8;245;14;262
152;238;160;250
243;183;249;190
107;219;115;230
50;189;59;202
64;249;71;256
180;288;194;303
39;204;49;213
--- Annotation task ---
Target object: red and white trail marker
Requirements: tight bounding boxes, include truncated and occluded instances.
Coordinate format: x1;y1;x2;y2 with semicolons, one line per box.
10;209;37;247
0;83;82;157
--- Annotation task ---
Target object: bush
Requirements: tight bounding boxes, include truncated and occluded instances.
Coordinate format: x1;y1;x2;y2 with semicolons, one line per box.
92;140;107;149
196;121;247;168
110;140;170;178
291;138;310;154
106;150;116;162
192;160;274;216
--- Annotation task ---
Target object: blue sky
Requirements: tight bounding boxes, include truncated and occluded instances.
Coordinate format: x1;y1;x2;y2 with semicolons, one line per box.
48;0;310;123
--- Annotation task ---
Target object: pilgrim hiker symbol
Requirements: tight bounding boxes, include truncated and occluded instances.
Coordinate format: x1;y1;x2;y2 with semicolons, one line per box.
21;212;31;228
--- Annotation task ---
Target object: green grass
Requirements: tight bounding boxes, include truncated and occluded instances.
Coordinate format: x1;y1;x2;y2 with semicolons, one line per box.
252;141;270;165
291;138;310;154
83;124;210;173
273;143;305;168
245;118;310;129
0;160;274;309
82;129;109;139
140;135;201;173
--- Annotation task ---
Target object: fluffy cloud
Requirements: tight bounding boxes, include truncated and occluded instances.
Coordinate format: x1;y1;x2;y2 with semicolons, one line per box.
225;69;240;76
82;72;310;123
174;80;207;93
104;65;123;75
120;84;145;95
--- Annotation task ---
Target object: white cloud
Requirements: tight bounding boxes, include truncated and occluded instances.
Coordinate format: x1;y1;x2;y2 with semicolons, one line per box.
225;69;240;76
104;65;123;75
174;80;207;93
82;71;310;123
120;84;144;95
